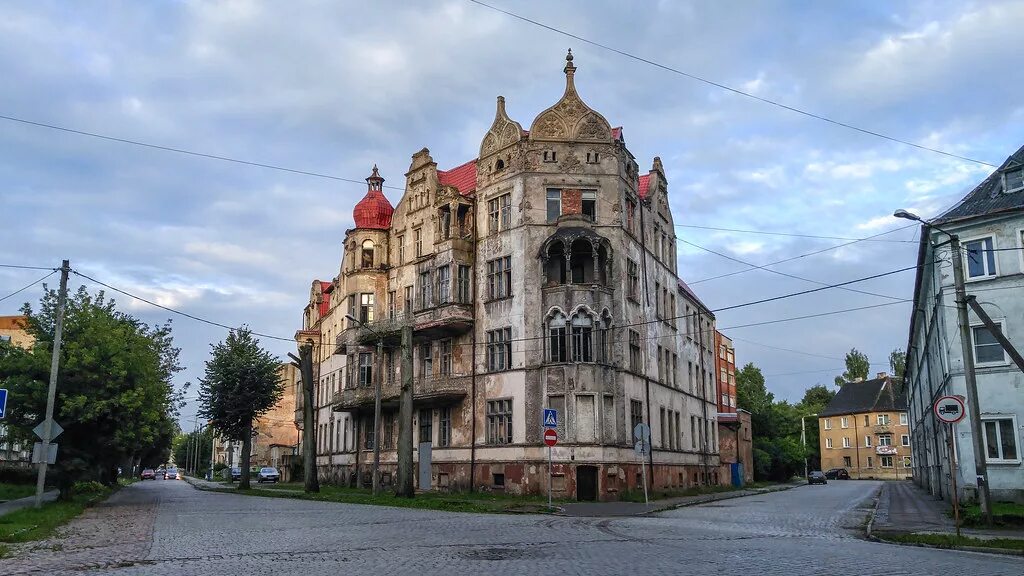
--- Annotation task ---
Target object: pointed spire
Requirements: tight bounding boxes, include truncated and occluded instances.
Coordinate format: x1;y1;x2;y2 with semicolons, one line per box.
563;48;576;90
366;164;384;191
495;95;506;120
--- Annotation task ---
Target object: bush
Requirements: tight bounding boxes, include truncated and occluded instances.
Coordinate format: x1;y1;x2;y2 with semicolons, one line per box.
71;481;108;497
213;462;228;473
0;466;36;485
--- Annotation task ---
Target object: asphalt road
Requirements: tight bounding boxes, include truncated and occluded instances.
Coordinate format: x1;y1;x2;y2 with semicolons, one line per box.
22;479;1024;575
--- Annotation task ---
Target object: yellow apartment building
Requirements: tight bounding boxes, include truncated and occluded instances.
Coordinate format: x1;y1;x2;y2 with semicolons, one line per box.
818;374;912;480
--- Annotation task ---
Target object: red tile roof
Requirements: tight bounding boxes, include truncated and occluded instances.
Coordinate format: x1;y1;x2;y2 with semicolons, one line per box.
318;281;332;317
353;189;394;229
638;174;650;199
438;159;477;196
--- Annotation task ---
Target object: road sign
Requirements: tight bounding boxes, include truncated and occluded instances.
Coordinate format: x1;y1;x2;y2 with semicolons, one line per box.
633;439;651;456
544;428;558;447
633;423;650;443
0;388;7;419
32;442;58;465
543;408;558;428
934;395;966;424
33;419;64;441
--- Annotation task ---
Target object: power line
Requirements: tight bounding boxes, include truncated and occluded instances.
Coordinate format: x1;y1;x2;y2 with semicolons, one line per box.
686;224;919;285
729;337;845;362
675;223;916;243
465;1;998;168
0;114;406;191
719;300;910;331
0;263;59;271
0;270;57;304
677;237;907;302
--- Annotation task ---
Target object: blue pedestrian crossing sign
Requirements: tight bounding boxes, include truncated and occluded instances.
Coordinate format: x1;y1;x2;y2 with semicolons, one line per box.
543;408;558;428
0;388;7;419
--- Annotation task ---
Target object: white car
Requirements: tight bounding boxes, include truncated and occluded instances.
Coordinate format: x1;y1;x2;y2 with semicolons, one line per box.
165;467;178;480
257;467;280;483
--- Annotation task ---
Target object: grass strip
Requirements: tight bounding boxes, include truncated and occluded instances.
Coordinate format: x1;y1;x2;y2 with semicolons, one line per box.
0;483;37;502
0;485;113;545
884;532;1024;553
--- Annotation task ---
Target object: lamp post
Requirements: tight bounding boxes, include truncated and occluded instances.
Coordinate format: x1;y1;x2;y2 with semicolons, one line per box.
801;413;818;479
346;313;384;496
894;209;992;525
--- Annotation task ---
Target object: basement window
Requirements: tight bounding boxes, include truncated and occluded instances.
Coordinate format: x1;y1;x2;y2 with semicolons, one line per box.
492;473;505;487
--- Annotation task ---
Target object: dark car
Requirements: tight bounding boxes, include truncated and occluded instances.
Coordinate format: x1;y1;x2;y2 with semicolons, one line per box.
222;467;242;482
140;468;156;480
257;467;280;483
825;468;850;480
807;471;828;485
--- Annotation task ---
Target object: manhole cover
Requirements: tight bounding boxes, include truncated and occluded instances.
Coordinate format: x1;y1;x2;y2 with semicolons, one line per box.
459;547;534;561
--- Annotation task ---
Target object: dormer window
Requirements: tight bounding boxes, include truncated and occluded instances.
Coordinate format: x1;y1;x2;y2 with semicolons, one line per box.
1004;167;1023;193
543;150;557;163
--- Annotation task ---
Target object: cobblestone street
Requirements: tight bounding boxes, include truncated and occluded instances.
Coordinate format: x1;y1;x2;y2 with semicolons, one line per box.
2;479;1021;575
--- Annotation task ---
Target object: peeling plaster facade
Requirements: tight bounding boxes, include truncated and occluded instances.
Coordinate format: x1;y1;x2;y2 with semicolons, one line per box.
297;52;720;501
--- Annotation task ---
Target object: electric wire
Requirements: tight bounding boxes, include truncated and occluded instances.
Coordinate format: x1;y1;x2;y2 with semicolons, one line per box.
675;223;917;243
465;0;998;168
0;263;59;271
0;270;57;304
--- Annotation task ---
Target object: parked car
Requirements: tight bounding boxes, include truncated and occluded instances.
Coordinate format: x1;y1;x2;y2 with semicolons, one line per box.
221;467;242;482
257;467;280;483
165;467;178;480
155;468;166;479
140;468;156;480
807;471;828;485
825;468;850;480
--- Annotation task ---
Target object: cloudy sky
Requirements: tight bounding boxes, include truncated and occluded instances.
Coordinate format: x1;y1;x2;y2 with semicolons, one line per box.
2;0;1022;428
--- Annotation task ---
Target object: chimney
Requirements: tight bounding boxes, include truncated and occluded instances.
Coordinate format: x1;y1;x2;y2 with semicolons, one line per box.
876;371;888;379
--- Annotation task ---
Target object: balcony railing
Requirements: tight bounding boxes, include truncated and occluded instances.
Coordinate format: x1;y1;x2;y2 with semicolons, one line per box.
332;373;471;412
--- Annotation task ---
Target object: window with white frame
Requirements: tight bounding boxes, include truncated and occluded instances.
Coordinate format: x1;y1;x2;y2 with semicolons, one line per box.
825;437;833;449
841;416;849;429
964;236;997;278
864;435;872;447
972;322;1007;365
901;434;910;447
900;412;908;425
1004;167;1023;193
983;416;1019;462
842;437;850;448
880;455;894;468
879;434;892;447
824;418;832;430
877;414;890;426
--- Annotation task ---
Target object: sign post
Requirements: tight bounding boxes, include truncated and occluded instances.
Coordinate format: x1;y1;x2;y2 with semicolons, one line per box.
935;395;966;537
0;388;8;419
633;423;651;504
542;409;558;510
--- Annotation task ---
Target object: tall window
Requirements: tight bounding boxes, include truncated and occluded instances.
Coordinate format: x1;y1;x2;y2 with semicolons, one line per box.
358;352;373;387
826;438;833;449
877;414;890;426
436;265;451;304
598;314;612;364
625;198;636;234
420;343;433;377
487;256;512;299
964;237;996;278
419;409;432;444
403;286;413;314
488;193;511;233
630;399;643;434
439;339;452;375
570;312;594;362
487;399;513;444
654;281;661;318
880;456;893;468
359;293;374;323
548;312;567;363
414;227;423;257
983;417;1019;462
546;189;561;222
360;240;374;268
457;265;472;303
824;418;832;430
842;437;851;448
382;413;394;450
581;190;596;219
387;290;396;319
438;407;452;447
627;259;639;300
900;412;908;425
418;271;433;309
364;418;374;450
629;329;641;372
487;327;512;372
397;236;405;264
841;416;849;429
972;323;1006;365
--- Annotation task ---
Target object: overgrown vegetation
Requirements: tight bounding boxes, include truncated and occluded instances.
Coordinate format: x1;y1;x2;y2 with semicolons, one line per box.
0;482;114;548
883;532;1024;552
960;501;1024;527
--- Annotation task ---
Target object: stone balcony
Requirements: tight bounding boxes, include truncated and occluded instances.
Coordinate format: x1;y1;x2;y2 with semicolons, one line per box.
412;302;474;340
541;284;614;315
332;373;470;413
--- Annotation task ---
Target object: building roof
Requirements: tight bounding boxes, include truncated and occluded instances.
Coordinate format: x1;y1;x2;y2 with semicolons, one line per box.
352;166;394;230
638;174;650;199
935;143;1024;224
0;315;28;330
611;127;622;141
820;376;906;417
437;159;477;196
677;279;712;317
318;281;332;317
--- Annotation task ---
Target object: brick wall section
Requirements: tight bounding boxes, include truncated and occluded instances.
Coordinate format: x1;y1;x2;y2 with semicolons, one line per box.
561;188;582;215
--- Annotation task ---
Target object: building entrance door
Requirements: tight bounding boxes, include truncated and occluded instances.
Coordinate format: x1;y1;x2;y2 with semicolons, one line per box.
576;465;598;501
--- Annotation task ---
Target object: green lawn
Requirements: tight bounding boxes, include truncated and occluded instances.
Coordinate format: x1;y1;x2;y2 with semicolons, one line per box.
884;532;1024;553
0;485;113;546
220;482;568;514
0;483;37;502
960;501;1024;527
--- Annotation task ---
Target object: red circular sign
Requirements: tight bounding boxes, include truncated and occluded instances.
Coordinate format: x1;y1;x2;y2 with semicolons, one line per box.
934;395;966;424
544;428;558;447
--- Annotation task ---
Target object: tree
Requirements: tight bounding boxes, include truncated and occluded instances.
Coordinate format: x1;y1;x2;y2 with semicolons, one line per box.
834;348;870;386
735;363;773;435
0;287;183;496
198;328;281;490
889;348;906;381
172;426;213;473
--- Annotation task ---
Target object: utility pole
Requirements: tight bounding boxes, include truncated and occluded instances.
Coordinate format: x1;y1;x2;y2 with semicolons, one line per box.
35;259;69;508
396;324;414;497
948;234;993;524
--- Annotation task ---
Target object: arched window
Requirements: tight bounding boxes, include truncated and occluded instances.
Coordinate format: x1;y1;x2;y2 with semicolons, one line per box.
548;311;567;363
570;312;594;363
494;158;505;172
361;240;374;268
597;311;613;364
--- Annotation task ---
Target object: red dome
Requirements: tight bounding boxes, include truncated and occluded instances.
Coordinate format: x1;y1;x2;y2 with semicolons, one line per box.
353;165;394;230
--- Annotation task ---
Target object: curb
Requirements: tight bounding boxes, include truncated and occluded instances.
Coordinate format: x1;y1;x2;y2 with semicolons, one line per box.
648;482;803;515
864;485;883;541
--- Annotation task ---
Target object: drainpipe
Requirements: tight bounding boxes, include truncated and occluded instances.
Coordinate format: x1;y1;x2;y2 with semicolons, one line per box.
470;207;479;492
853;415;861;480
637;191;654;492
697;309;710;483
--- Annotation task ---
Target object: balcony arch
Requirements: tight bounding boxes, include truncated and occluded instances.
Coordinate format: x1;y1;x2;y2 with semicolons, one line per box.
539;227;612;287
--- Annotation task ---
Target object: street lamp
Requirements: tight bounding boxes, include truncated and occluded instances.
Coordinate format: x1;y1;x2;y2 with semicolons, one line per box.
346;313;384;496
801;413;818;479
894;209;992;524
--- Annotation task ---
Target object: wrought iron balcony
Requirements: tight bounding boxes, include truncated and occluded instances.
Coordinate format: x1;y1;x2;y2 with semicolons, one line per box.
332;373;471;412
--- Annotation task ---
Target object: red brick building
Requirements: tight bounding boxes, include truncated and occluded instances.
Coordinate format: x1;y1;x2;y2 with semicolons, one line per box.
715;331;736;413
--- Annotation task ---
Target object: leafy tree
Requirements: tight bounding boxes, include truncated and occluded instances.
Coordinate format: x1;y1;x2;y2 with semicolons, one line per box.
172;426;213;473
735;363;772;429
889;348;906;381
834;348;870;386
198;328;281;490
800;385;835;410
797;385;835;471
0;287;183;496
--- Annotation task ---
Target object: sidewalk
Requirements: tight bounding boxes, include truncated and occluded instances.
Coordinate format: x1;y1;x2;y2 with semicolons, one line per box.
871;481;1024;540
560;482;800;518
183;475;302;495
0;489;58;517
